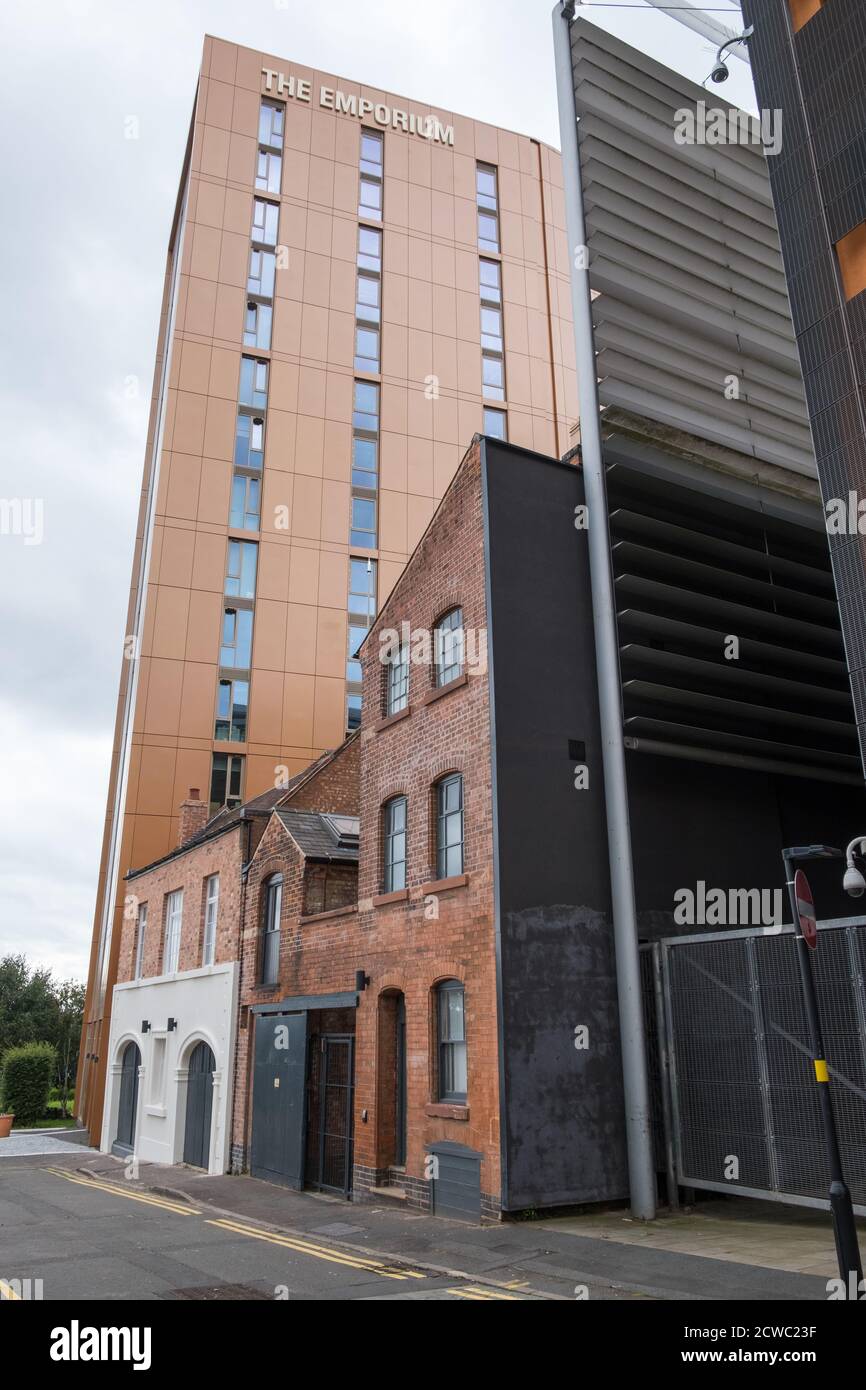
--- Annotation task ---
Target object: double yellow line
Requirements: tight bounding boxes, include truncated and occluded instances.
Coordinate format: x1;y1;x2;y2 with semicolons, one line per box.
42;1167;199;1216
447;1285;524;1300
206;1216;425;1281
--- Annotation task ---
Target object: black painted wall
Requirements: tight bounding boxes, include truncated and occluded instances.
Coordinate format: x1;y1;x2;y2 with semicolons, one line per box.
483;438;866;1212
743;0;866;771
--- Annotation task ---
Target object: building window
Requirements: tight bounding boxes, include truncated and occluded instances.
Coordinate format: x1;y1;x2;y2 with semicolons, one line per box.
354;325;380;374
261;874;282;984
383;796;407;893
259;100;285;150
243;300;272;350
358;129;383;220
351;381;379;547
434;606;464;687
215;677;249;742
134;903;147;981
836;222;866;303
356;271;381;327
239;357;269;409
479;257;501;306
220;607;253;669
225;539;258;600
787;0;825;32
255;149;282;194
476;163;499;253
483;407;507;440
386;641;409;715
247;247;276;299
230;473;261;531
163;890;183;975
203;875;219;966
482;352;505;401
210;752;244;813
437;979;467;1103
346;557;377;731
251;198;279;248
435;773;464;880
234;412;265;470
357;225;382;274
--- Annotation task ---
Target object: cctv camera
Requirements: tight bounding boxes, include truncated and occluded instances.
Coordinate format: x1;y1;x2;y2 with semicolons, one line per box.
843;865;866;898
710;62;729;84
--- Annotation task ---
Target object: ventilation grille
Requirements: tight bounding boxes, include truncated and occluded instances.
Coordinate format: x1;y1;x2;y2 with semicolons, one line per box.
608;461;860;784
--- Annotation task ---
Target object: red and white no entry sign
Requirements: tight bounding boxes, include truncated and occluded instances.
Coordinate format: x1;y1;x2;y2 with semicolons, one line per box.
794;868;817;950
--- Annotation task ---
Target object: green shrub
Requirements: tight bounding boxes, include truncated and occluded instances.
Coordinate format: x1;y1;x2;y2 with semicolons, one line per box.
1;1042;57;1126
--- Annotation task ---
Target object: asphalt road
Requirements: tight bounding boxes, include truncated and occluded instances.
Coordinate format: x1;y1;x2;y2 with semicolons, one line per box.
0;1162;546;1301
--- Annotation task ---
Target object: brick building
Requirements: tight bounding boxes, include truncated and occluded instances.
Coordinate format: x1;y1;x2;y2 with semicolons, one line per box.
79;30;577;1147
100;736;358;1174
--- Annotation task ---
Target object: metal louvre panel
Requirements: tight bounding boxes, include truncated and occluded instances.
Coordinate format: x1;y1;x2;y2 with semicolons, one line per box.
608;451;857;780
570;20;814;477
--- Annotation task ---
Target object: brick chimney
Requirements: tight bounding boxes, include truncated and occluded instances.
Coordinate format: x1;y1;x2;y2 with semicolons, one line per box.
177;788;208;847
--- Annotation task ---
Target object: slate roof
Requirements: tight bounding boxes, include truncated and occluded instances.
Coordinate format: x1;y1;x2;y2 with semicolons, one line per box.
275;810;360;862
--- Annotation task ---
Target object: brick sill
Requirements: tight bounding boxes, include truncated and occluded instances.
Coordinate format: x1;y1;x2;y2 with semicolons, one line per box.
373;706;411;733
421;874;468;895
425;1103;469;1121
421;672;469;706
298;904;358;925
373;889;409;907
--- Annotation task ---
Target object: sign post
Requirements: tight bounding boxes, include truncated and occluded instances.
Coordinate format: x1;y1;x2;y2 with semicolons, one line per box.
783;849;863;1295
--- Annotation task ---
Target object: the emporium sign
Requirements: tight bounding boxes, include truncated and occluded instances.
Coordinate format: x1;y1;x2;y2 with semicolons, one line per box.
262;69;455;146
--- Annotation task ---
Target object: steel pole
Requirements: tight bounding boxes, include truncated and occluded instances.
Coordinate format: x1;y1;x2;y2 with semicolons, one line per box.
783;852;863;1293
552;1;656;1220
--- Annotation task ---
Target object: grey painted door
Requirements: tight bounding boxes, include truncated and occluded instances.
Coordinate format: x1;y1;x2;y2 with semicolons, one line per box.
250;1012;308;1188
429;1142;482;1222
112;1042;140;1157
183;1042;215;1169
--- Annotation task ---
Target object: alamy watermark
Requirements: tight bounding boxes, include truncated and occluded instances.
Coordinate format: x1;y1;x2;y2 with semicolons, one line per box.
674;882;783;927
674;101;783;158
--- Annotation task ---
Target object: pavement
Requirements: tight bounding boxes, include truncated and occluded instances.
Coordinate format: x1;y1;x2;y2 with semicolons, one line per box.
0;1129;97;1157
0;1147;845;1301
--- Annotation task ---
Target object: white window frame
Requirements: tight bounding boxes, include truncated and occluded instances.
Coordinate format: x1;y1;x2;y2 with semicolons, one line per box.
134;903;147;980
203;876;219;966
163;890;183;975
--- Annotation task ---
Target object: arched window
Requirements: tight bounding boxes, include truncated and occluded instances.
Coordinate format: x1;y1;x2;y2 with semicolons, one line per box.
261;874;282;984
434;607;464;687
436;980;467;1103
435;773;464;880
383;796;407;893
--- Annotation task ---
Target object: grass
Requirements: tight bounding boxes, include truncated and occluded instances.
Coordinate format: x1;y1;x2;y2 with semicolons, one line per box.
13;1117;79;1130
7;1100;79;1131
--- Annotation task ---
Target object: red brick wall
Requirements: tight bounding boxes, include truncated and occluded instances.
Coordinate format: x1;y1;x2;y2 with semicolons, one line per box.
354;441;501;1205
119;826;248;982
286;734;360;815
231;735;361;1156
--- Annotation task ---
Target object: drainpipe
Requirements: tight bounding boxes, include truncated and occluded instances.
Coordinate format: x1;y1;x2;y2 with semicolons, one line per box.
552;1;656;1220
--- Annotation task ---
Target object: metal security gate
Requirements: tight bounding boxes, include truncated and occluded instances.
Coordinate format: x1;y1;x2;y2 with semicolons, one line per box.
183;1042;215;1169
306;1035;354;1196
645;919;866;1214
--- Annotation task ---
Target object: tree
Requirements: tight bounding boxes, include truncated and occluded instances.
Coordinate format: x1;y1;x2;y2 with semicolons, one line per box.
0;955;59;1061
0;957;86;1115
54;980;86;1116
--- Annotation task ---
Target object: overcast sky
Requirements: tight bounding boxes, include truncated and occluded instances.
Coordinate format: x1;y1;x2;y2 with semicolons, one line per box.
0;0;751;984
